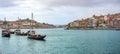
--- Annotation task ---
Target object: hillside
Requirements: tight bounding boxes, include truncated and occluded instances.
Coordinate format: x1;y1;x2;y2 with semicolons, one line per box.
66;13;120;30
0;18;56;29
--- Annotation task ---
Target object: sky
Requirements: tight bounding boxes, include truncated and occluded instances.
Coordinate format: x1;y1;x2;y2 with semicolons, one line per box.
0;0;120;25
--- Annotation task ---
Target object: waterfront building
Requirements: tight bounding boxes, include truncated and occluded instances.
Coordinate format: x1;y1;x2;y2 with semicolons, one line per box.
92;17;97;28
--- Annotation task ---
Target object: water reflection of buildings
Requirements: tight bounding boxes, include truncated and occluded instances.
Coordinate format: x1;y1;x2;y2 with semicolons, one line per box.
67;13;120;29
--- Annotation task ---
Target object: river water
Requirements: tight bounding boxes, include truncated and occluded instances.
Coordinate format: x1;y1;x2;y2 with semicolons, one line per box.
0;28;120;54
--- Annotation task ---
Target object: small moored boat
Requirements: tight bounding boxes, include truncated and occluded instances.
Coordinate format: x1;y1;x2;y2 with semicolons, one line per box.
2;29;10;37
15;29;28;36
28;35;46;40
15;17;28;36
2;18;10;37
27;13;46;40
28;31;46;40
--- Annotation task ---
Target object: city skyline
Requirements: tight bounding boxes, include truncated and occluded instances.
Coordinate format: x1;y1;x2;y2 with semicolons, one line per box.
0;0;120;25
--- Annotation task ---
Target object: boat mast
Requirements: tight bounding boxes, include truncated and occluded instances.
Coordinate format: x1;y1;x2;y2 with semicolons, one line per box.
31;13;34;31
4;17;7;29
18;17;20;29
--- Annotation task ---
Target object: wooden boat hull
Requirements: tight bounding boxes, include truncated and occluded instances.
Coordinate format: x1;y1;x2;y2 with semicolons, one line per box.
2;34;10;37
10;31;14;34
15;29;28;36
2;30;10;37
16;32;28;36
28;35;46;40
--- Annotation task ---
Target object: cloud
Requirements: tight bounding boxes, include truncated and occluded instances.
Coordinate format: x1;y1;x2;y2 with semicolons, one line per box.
36;0;120;7
0;0;16;7
1;0;120;8
0;0;120;25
